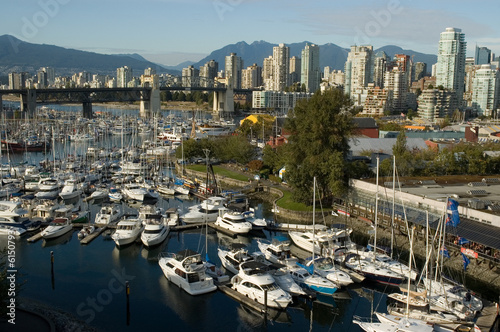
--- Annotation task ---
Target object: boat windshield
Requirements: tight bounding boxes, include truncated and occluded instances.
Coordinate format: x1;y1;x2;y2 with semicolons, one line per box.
261;282;280;291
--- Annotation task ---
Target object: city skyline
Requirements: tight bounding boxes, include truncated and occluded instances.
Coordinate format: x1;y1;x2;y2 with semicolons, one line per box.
1;0;499;66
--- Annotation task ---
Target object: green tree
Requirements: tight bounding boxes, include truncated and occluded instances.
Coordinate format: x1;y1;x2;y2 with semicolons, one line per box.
390;129;414;176
284;89;356;203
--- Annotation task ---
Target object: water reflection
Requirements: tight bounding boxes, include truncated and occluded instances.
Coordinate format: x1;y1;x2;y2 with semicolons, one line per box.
41;230;75;247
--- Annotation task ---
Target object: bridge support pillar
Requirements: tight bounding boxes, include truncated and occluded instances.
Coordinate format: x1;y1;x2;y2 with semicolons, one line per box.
140;88;159;118
82;101;93;119
21;89;37;118
213;88;234;118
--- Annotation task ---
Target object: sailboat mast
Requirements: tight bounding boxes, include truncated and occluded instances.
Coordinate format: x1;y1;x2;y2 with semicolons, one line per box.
391;156;396;259
373;157;379;263
312;176;316;261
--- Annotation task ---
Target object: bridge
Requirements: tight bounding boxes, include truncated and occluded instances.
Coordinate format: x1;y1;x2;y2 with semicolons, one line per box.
0;82;253;118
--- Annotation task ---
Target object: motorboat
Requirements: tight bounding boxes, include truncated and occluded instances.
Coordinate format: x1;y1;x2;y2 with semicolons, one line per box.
231;261;292;309
241;209;268;230
40;218;74;239
59;177;84;200
108;187;123;202
181;196;228;224
261;261;307;297
214;208;253;234
78;225;96;240
158;249;217;296
157;182;175;196
287;265;338;296
256;236;299;267
218;243;255;275
122;183;156;202
0;224;27;237
353;312;434;332
34;177;62;200
94;204;124;225
141;214;170;247
111;217;144;247
288;227;356;262
304;256;354;287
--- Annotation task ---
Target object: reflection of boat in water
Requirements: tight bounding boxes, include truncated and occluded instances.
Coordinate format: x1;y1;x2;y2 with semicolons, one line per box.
216;230;251;247
41;227;74;247
157;275;217;328
236;303;292;327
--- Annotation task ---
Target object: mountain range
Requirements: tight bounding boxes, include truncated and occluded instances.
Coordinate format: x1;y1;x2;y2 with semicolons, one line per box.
0;35;437;80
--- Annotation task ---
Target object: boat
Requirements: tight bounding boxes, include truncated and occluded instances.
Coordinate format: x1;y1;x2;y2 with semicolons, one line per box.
231;261;292;309
353;312;435;332
122;183;156;202
0;224;27;237
181;196;228;224
157;182;175;196
111;217;144;247
141;214;170;247
158;249;217;295
59;177;84;200
218;243;255;275
108;187;123;202
304;256;353;287
287;265;338;296
214;208;253;234
1;139;50;153
78;225;96;240
40;218;74;239
344;253;406;286
94;204;124;225
256;236;299;267
289;227;356;262
34;177;62;200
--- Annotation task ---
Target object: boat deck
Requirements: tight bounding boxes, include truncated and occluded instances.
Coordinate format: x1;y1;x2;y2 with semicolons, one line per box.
475;299;499;331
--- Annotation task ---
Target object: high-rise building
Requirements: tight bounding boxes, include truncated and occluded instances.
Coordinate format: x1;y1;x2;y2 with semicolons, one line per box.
301;43;320;93
436;27;466;105
40;67;55;86
8;72;28;89
182;65;199;87
241;64;262;89
262;56;274;90
200;60;218;87
373;51;387;88
413;62;427;82
362;83;391;116
344;45;374;105
384;68;408;114
475;46;491;65
471;64;499;116
225;53;243;89
37;70;47;88
417;89;458;121
117;66;133;88
272;43;290;91
289;56;301;84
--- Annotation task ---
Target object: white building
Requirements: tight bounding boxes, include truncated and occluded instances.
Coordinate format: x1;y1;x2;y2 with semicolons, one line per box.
436;27;466;105
252;90;312;115
225;53;243;89
471;64;500;116
272;44;290;91
117;66;133;88
344;45;374;105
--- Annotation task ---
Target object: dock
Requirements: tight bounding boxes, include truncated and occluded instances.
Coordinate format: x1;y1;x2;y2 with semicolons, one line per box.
27;231;43;243
208;223;241;237
171;222;207;232
218;284;268;314
80;226;107;245
475;300;499;331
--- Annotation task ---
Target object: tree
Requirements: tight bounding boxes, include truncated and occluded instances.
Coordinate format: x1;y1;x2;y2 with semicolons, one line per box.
284;89;356;203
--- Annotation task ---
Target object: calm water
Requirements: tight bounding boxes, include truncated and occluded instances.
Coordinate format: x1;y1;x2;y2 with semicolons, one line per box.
0;104;389;331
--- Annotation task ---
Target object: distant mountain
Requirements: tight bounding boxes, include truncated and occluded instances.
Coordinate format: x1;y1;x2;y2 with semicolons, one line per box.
0;35;177;76
191;41;436;72
163;60;196;72
374;45;437;72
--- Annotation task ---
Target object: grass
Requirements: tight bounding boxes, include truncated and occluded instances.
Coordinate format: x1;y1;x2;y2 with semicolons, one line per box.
186;165;250;182
276;189;312;211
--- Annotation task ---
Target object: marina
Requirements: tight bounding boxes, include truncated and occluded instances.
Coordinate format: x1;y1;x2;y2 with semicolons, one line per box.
0;105;498;331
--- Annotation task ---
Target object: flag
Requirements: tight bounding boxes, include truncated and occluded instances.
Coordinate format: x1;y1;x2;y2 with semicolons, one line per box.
462;253;470;271
446;198;460;227
458;237;470;245
440;245;450;258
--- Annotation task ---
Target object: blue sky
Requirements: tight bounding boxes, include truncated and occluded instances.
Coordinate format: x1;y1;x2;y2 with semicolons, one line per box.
2;0;500;65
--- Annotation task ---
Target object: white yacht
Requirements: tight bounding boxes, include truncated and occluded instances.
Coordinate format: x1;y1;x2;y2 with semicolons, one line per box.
35;177;62;200
59;177;84;200
122;183;155;202
94;204;124;225
214;208;253;234
181;196;227;224
141;215;170;247
111;217;144;247
0;224;27;237
344;253;406;286
231;261;292;309
256;236;299;267
304;257;353;287
158;249;217;296
287;265;338;296
40;218;74;239
218;243;255;275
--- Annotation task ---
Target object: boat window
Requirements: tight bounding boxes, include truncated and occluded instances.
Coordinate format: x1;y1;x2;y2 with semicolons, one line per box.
187;273;200;283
